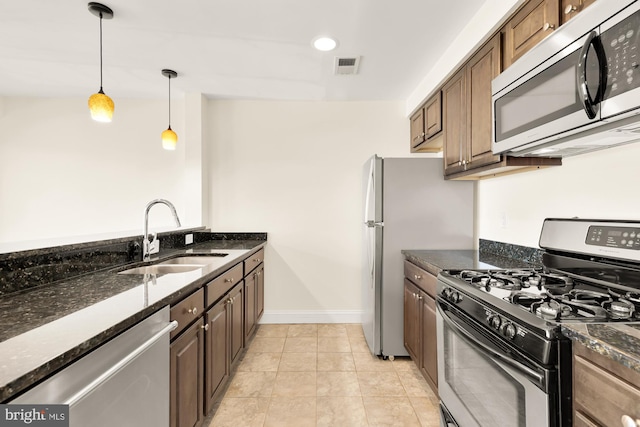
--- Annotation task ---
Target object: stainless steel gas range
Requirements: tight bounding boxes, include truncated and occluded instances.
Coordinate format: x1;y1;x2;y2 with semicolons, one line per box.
436;218;640;427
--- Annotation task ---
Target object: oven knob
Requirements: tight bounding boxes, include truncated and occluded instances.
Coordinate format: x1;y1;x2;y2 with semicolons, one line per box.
488;315;501;330
504;323;517;340
442;287;452;299
450;291;462;304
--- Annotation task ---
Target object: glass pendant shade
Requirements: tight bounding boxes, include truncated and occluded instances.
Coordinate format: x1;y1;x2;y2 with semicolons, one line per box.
162;126;178;150
88;90;114;122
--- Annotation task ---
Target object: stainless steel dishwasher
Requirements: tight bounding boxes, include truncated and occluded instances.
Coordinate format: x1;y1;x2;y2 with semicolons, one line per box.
11;306;177;427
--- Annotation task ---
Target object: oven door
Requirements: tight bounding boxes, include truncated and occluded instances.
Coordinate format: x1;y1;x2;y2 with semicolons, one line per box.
436;300;555;427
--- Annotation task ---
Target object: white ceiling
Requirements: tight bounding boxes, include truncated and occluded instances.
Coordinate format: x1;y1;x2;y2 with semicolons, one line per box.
0;0;485;101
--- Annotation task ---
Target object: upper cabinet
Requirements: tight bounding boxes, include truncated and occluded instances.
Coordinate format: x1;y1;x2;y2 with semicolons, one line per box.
410;91;443;153
502;0;560;70
561;0;596;24
442;34;561;179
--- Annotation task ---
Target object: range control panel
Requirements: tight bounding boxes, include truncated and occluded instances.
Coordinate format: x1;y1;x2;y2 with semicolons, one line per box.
586;225;640;250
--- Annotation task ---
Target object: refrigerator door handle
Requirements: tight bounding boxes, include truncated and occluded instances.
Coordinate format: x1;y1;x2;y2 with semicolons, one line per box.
364;220;384;227
364;159;375;224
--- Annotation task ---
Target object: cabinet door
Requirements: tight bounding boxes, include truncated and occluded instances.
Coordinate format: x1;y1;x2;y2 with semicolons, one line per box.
425;91;442;139
229;284;244;366
420;292;438;390
503;0;560;69
256;265;264;321
466;34;502;169
244;273;257;341
561;0;595;24
573;343;640;427
204;299;229;414
442;69;466;175
403;280;420;361
410;108;426;148
170;320;204;427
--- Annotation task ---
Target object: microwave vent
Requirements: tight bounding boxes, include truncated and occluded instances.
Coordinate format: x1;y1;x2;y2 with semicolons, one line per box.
334;56;361;75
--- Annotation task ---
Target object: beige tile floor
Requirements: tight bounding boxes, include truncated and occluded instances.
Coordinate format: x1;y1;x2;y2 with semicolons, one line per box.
208;323;440;427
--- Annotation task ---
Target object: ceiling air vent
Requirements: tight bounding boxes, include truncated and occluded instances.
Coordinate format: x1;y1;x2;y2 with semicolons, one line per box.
334;56;361;75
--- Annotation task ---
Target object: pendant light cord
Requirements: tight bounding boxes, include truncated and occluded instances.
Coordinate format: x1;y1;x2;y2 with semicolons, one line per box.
168;75;172;128
99;13;104;91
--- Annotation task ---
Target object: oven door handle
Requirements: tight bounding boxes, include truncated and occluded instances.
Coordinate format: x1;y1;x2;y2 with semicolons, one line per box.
439;304;545;387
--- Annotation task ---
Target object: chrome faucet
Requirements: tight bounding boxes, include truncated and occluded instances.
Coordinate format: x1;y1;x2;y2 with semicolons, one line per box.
143;199;181;260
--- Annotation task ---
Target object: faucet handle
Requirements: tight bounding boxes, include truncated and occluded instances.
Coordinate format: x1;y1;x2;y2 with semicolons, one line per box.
148;233;160;255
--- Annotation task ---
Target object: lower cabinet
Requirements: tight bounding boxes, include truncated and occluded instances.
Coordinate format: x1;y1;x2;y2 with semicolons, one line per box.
403;261;438;393
170;319;205;427
572;341;640;426
244;249;265;341
170;247;266;427
204;282;244;414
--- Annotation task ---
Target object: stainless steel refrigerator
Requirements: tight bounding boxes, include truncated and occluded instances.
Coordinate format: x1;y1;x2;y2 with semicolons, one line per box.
362;155;474;358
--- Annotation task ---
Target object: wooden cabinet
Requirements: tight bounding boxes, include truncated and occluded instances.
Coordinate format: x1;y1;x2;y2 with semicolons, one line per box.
228;284;244;365
442;33;562;179
410;92;443;153
204;298;228;414
403;261;438;393
572;342;640;426
403;280;420;361
420;292;437;387
502;0;560;70
170;246;266;427
561;0;595;24
244;248;265;341
170;319;205;427
443;34;501;177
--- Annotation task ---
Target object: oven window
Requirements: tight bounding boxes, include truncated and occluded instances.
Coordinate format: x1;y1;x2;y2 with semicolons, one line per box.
443;324;526;426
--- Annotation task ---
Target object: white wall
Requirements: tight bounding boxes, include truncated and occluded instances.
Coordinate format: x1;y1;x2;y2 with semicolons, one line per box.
0;96;188;249
477;143;640;247
207;100;437;322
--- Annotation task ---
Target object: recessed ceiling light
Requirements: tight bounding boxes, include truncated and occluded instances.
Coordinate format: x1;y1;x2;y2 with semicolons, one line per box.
312;36;338;52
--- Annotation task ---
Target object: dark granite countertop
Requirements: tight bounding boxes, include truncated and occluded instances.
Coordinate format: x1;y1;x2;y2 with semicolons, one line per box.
561;323;640;374
402;249;539;277
0;238;266;402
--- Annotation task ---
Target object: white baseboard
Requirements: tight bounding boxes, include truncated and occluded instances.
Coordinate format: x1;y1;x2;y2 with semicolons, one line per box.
260;310;363;324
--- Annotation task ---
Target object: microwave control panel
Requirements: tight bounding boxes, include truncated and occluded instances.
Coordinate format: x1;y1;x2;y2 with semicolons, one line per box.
586;226;640;250
602;9;640;98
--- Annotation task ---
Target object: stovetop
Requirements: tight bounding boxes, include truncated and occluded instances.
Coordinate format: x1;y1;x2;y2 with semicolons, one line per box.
452;268;640;323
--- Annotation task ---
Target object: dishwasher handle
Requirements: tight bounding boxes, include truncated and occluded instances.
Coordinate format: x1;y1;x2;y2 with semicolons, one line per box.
64;320;178;406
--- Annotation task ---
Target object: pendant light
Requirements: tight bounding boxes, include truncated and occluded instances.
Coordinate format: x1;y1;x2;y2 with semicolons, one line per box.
87;3;114;123
161;69;178;150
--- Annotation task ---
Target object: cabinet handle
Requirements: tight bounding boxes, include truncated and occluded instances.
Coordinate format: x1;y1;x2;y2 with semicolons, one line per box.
564;4;577;14
414;274;421;280
253;258;261;262
188;307;198;315
201;323;209;331
621;415;640;427
224;277;234;283
543;22;555;31
417;295;423;300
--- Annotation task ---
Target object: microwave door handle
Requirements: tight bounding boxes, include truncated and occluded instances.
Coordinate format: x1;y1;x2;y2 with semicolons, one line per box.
576;30;607;119
438;304;544;387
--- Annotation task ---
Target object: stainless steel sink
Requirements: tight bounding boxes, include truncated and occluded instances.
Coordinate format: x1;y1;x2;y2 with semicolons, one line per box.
157;255;227;265
118;264;203;275
118;254;231;275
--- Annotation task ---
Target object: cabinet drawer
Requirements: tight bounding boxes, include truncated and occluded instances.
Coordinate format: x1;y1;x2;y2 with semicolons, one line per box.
573;343;640;426
206;263;243;307
170;288;205;339
404;261;437;298
244;248;264;275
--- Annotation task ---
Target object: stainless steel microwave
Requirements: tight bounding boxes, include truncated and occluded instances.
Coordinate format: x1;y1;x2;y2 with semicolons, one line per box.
492;0;640;157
